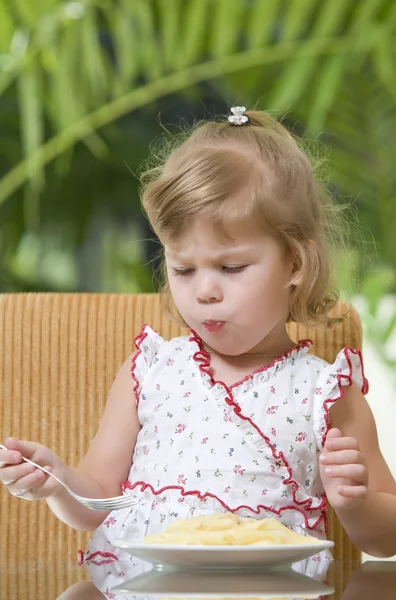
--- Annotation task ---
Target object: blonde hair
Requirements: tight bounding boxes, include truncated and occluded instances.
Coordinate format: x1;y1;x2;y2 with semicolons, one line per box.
140;111;347;328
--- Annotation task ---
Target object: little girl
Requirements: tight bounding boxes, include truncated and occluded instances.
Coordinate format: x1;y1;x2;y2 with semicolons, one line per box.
1;108;396;598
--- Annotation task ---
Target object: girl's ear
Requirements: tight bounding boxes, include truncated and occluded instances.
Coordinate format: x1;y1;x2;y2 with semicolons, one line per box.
289;265;303;287
287;250;303;288
288;239;316;287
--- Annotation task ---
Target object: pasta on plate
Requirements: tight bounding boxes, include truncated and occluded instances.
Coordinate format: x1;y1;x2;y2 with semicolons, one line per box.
144;513;321;546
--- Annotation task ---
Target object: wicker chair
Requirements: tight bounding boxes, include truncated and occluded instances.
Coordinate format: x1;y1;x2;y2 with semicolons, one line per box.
0;293;362;594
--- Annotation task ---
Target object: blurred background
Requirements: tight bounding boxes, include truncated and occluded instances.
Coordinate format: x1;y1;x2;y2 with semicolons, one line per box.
0;1;396;366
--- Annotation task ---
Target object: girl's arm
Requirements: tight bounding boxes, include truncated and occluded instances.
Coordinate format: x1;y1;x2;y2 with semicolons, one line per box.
320;385;396;558
46;352;141;531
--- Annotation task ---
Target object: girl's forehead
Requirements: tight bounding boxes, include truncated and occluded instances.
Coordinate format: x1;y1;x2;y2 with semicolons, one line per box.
164;217;277;259
165;216;265;247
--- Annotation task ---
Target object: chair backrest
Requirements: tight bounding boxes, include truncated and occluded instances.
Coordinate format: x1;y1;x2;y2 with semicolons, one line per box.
0;293;362;568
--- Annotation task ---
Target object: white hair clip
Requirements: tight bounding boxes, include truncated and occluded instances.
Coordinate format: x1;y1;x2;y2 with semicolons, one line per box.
228;106;249;125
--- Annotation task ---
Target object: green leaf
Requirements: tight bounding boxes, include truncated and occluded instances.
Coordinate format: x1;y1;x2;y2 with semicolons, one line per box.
52;18;108;159
81;6;109;100
311;0;354;36
374;3;396;96
383;313;396;343
39;0;60;12
18;57;44;193
361;267;396;316
126;1;162;80
18;56;45;231
175;0;210;69
270;0;354;110
0;2;14;52
157;0;181;71
334;249;360;297
346;0;387;73
49;24;80;129
281;0;318;42
209;0;246;57
375;35;396;98
326;72;396;269
14;0;38;27
112;5;139;90
47;23;89;166
247;0;283;49
350;0;388;48
306;54;345;132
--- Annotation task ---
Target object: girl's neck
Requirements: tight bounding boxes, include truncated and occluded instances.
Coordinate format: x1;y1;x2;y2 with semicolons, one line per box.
203;331;296;361
202;340;298;389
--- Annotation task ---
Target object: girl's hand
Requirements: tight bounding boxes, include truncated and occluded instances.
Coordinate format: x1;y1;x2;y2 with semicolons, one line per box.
319;428;369;511
0;437;66;501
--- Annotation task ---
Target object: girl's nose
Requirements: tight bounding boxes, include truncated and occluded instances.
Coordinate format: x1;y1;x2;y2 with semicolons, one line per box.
196;274;223;304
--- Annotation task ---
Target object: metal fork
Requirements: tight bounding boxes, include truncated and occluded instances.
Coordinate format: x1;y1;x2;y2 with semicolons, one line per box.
0;444;139;511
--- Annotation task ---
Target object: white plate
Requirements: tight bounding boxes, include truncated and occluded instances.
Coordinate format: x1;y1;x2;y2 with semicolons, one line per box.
112;539;334;570
111;567;334;598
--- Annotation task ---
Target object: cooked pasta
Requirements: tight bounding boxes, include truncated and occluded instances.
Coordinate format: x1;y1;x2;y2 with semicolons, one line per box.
144;513;320;546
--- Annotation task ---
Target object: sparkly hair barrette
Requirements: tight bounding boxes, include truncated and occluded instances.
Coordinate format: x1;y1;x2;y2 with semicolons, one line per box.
228;106;249;126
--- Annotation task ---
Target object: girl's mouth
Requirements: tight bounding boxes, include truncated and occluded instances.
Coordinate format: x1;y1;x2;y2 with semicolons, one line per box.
203;321;225;333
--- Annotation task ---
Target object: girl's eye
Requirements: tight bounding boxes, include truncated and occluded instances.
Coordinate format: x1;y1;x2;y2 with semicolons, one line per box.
173;268;194;276
172;265;248;276
222;265;247;274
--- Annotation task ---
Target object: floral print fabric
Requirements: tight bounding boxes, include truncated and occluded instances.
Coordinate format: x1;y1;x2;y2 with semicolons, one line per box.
82;324;368;595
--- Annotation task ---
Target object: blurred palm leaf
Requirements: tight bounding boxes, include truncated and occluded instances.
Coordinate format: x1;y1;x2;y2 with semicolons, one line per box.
0;0;396;297
321;66;396;268
0;0;395;207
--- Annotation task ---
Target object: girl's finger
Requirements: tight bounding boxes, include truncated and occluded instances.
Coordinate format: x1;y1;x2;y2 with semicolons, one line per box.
338;485;368;499
325;464;368;484
8;468;47;497
325;436;360;451
3;438;40;459
0;449;23;467
320;449;364;465
0;462;36;485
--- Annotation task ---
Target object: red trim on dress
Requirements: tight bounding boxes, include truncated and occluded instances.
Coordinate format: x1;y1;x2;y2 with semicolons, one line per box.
77;549;118;566
126;327;365;534
130;324;149;405
121;480;326;531
186;330;329;531
321;346;369;447
193;334;314;393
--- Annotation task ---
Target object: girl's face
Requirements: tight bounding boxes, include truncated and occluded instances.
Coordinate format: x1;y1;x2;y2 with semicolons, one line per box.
165;217;297;356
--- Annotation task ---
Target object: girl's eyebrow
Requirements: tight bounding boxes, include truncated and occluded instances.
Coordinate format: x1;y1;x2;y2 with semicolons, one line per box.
166;246;255;261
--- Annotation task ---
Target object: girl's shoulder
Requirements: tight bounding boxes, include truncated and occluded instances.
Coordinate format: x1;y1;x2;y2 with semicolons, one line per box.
307;347;369;451
131;324;194;394
306;345;369;397
133;323;193;367
134;324;192;352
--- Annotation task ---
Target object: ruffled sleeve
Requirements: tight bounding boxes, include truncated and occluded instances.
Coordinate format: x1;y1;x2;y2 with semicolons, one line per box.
313;347;369;450
131;324;164;403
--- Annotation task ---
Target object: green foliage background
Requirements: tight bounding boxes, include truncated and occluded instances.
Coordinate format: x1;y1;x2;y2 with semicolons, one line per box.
0;0;395;316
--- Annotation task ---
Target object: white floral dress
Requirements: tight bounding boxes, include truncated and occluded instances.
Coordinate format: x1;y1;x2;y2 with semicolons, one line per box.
80;325;368;598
